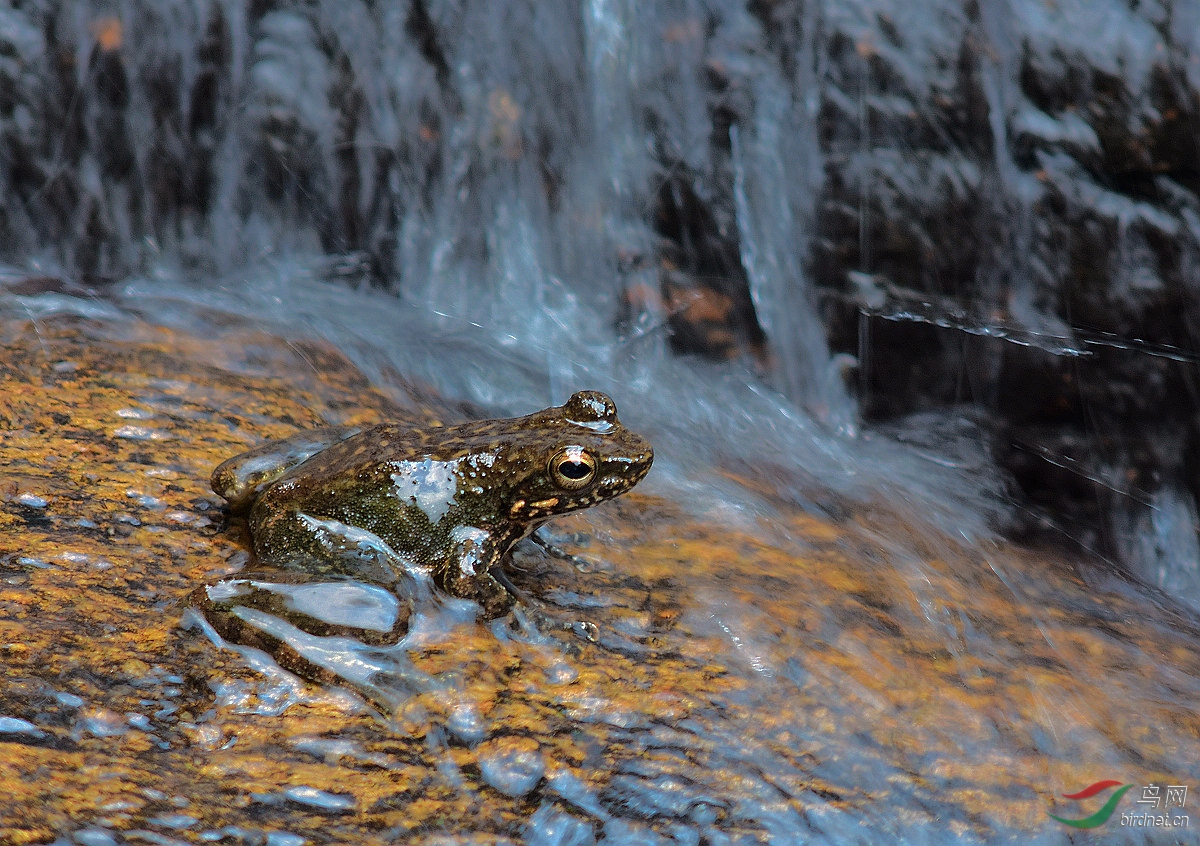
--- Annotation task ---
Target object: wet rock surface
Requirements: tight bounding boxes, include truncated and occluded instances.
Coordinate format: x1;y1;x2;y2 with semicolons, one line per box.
2;314;1200;843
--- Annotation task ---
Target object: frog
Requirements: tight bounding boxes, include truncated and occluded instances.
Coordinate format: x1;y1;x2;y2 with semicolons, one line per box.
210;391;653;618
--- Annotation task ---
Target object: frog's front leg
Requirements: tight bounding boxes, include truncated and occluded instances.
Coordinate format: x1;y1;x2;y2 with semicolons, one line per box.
440;527;516;618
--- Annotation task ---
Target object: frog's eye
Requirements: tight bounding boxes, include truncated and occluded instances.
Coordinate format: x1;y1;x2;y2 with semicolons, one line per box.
549;446;597;490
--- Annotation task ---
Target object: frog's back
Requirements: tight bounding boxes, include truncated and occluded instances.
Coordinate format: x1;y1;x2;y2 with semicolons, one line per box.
265;420;519;484
272;422;427;483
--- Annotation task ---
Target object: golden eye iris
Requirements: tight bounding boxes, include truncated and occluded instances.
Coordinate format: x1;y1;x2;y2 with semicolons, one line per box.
549;446;597;490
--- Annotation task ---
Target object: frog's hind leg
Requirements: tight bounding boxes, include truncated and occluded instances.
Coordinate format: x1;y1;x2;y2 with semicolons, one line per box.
250;505;418;588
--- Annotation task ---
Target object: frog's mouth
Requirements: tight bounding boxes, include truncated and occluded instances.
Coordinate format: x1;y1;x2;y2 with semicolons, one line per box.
580;453;651;502
607;449;655;481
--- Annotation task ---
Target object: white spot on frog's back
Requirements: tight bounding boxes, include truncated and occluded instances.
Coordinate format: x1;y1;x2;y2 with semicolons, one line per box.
389;457;463;522
467;451;497;470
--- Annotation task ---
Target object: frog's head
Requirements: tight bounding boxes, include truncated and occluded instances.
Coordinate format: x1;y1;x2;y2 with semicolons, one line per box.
503;390;653;523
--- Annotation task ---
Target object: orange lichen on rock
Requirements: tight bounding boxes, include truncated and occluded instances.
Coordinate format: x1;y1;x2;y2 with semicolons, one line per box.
90;17;123;52
2;314;1199;842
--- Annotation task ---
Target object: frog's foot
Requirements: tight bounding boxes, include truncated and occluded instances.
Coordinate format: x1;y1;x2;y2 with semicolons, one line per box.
443;567;515;619
498;599;600;648
527;530;593;569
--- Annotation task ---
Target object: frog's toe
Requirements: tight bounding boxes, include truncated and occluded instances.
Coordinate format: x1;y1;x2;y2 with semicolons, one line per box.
443;569;514;619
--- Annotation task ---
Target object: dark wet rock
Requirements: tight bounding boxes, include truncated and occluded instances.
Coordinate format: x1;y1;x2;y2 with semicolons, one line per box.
798;1;1200;569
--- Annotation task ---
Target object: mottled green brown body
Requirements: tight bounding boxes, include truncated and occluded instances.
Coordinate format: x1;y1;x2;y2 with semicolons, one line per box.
211;391;653;616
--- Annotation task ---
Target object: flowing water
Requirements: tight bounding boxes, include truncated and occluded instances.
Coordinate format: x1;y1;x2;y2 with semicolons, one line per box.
3;1;1200;843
